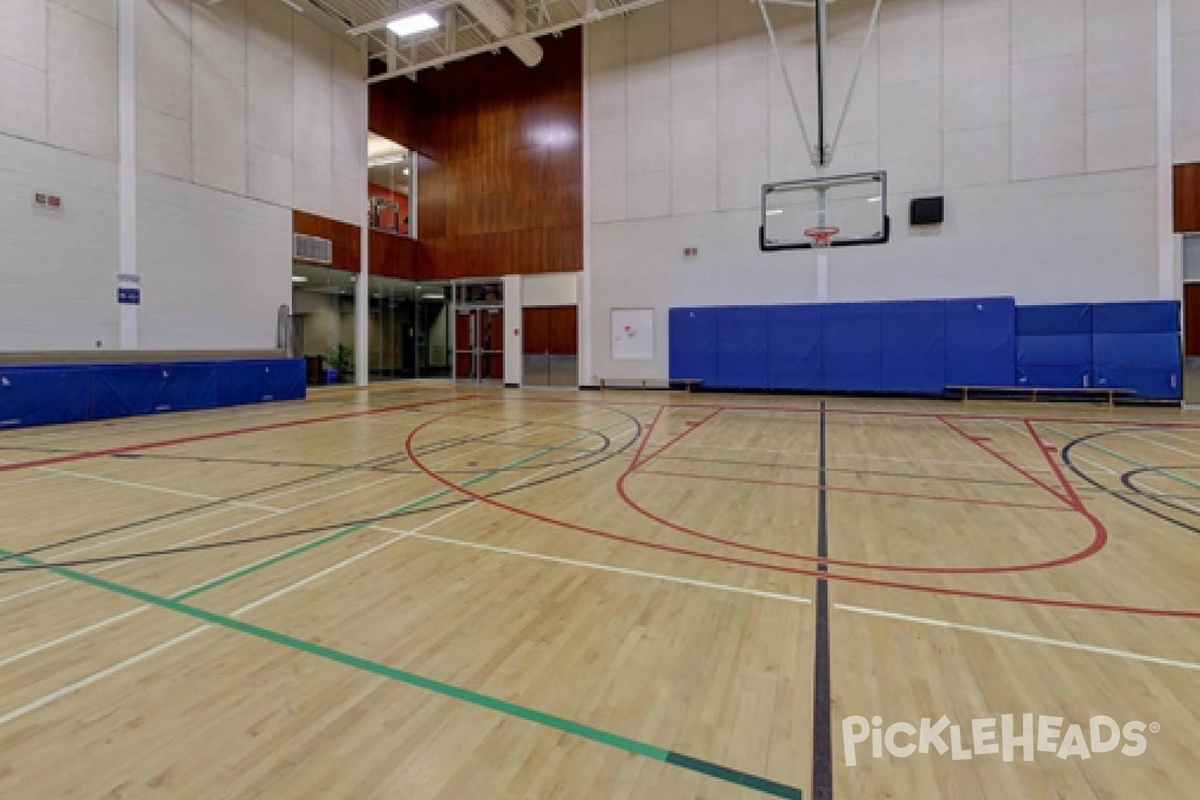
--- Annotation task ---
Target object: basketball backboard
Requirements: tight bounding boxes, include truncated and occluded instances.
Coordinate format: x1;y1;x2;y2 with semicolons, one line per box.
760;171;889;251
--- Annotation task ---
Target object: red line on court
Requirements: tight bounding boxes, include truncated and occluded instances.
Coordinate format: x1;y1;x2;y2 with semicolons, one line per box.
518;394;1200;430
628;406;665;469
637;468;1073;513
1024;419;1084;510
612;407;1105;574
0;395;475;475
402;415;1197;618
633;408;723;470
937;415;1074;507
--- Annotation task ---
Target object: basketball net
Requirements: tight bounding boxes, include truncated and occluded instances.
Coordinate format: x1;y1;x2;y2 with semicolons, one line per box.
804;226;840;249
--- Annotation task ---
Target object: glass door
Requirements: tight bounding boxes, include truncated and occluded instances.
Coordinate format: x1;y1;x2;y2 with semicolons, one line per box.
454;307;504;382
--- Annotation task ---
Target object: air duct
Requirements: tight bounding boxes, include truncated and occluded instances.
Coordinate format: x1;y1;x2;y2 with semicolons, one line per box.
459;0;543;67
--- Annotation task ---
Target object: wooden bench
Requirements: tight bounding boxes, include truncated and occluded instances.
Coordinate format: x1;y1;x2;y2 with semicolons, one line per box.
596;377;703;393
946;385;1134;407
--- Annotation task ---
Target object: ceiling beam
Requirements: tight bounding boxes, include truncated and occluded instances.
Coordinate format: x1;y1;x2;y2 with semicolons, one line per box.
367;0;668;82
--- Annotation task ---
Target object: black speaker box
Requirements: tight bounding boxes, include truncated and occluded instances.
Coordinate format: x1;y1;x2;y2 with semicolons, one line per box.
910;196;944;226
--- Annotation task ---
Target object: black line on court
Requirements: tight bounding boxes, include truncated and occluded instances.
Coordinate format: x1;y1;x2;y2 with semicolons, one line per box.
1061;431;1200;537
0;409;644;573
812;400;832;800
0;411;627;565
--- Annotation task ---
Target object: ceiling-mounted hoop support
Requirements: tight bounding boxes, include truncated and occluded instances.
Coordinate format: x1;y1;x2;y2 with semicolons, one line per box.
759;0;885;169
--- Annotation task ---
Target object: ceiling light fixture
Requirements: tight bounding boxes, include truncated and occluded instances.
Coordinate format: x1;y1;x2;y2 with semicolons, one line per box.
388;12;439;37
292;275;309;283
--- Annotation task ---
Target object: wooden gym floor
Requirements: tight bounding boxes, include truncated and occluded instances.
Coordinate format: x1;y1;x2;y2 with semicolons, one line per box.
0;384;1197;799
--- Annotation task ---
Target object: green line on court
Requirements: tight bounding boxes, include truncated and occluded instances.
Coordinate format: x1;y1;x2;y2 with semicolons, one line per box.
1042;424;1200;493
175;417;632;600
0;412;806;800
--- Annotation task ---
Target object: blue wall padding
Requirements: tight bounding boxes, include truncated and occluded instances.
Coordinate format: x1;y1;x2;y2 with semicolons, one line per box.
766;305;822;390
1017;334;1092;366
944;297;1017;387
0;359;306;429
1094;365;1181;399
91;363;220;419
1017;365;1092;389
716;306;769;388
669;308;719;385
665;296;1184;401
1092;301;1180;334
1093;332;1181;367
1016;304;1092;335
217;360;306;405
822;302;882;392
0;366;92;428
881;300;945;394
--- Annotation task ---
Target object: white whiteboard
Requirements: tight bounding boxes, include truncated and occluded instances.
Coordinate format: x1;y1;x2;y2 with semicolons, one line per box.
610;308;654;360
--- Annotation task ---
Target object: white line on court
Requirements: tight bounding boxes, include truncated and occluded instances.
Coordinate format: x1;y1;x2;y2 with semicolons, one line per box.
835;603;1200;673
373;524;812;605
0;627;211;728
1118;431;1200;465
0;454;574;727
32;466;281;510
0;403;623;606
0;407;628;688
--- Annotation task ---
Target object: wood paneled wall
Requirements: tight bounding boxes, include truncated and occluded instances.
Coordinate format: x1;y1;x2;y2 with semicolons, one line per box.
523;306;579;355
369;229;418;279
1177;163;1200;233
293;210;360;273
1185;284;1200;357
369;31;583;280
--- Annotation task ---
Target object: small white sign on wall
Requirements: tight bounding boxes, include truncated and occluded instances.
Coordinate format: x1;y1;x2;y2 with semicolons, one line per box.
611;308;654;360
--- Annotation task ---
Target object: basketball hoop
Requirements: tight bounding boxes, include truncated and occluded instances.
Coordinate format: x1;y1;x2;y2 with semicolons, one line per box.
803;226;840;248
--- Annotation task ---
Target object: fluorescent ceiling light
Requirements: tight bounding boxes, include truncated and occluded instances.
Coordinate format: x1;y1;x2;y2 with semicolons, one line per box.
422;293;445;300
368;154;407;167
766;209;783;216
292;275;308;283
388;13;439;37
867;196;882;203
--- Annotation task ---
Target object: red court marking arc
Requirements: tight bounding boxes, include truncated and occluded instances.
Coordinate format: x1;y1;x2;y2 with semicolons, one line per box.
613;409;1106;575
404;413;1196;619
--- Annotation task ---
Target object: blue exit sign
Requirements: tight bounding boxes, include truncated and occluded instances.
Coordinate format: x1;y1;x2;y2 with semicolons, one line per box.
117;287;141;305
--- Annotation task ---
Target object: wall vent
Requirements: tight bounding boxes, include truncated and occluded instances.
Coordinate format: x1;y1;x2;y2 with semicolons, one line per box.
293;233;333;264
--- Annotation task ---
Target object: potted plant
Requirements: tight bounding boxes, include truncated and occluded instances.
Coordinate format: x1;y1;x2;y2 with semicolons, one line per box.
327;344;353;383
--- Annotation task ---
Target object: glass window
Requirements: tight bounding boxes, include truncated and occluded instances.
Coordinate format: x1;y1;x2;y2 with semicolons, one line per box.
291;264;358;385
368;132;414;237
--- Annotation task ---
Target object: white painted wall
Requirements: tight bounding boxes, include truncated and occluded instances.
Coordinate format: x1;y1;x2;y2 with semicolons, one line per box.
504;274;522;384
0;0;365;352
0;133;119;350
138;171;292;349
522;273;579;306
1176;0;1200;162
586;0;1200;382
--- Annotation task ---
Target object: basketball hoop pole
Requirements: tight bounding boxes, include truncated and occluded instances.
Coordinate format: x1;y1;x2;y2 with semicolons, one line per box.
816;184;829;301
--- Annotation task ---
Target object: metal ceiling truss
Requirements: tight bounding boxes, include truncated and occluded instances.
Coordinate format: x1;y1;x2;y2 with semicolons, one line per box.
238;0;667;80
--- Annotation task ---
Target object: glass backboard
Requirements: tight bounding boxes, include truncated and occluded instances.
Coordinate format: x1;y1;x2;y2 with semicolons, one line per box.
760;171;889;251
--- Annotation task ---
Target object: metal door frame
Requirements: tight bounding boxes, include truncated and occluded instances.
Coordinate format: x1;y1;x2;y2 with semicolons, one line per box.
453;304;504;384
